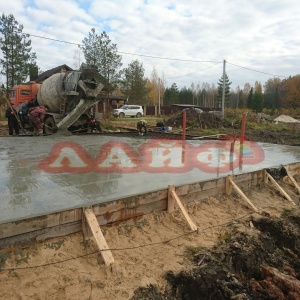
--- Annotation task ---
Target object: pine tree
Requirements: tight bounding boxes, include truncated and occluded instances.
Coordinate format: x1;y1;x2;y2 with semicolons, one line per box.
251;91;263;112
82;29;122;93
0;13;37;97
247;88;254;109
164;83;179;106
217;73;232;107
178;87;193;104
120;59;148;105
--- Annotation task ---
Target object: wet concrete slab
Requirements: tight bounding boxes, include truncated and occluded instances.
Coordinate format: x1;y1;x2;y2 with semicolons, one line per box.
0;134;299;225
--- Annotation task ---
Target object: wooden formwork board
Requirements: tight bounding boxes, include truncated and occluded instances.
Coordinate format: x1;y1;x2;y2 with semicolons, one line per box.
0;168;279;242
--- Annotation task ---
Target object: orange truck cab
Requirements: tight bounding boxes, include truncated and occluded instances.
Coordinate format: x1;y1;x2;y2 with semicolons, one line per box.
10;81;41;108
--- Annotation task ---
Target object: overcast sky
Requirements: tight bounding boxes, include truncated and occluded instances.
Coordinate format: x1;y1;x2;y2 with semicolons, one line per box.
1;0;300;91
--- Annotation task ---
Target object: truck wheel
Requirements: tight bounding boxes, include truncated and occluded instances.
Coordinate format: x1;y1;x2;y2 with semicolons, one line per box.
119;112;125;118
136;112;142;118
44;116;56;134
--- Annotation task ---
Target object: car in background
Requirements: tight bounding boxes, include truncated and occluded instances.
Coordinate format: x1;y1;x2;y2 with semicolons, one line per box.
112;105;144;118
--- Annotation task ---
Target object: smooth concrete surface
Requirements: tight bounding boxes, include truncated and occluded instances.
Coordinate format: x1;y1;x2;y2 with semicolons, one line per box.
0;134;299;224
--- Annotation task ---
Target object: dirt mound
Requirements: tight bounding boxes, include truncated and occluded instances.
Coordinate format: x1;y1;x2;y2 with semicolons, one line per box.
165;108;232;129
133;210;300;299
274;115;300;123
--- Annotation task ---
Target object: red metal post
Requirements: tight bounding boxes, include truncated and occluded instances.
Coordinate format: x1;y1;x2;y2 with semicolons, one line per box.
182;111;186;140
240;113;247;145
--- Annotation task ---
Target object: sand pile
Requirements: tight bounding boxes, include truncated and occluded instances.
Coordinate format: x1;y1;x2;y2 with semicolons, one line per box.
274;114;300;123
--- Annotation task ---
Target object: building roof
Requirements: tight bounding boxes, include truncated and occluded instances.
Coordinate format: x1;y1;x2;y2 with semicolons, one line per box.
34;64;73;83
171;104;202;108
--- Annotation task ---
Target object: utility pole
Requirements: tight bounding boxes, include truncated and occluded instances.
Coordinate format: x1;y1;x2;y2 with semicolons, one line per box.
158;77;161;115
222;59;226;119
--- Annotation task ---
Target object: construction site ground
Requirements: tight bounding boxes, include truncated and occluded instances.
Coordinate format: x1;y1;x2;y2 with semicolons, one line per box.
0;180;300;299
0;113;300;300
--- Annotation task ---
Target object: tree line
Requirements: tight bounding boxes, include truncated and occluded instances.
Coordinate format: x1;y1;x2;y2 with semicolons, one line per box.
1;13;299;111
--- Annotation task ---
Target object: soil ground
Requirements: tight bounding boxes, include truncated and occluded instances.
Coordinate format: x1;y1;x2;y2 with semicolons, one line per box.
1;112;300;145
1;114;300;299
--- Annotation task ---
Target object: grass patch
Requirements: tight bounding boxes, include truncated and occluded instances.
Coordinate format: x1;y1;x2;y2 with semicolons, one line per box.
246;121;290;131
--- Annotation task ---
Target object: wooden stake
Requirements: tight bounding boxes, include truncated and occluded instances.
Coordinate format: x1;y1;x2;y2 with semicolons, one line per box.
226;175;233;195
267;173;296;206
83;208;115;266
228;176;259;212
82;207;92;240
170;188;197;231
263;169;268;184
168;185;175;213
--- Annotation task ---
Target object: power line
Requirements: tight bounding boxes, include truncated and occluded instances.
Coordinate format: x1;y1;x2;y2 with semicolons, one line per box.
116;51;220;63
26;32;288;79
27;32;220;63
227;61;287;78
29;33;81;46
168;62;222;79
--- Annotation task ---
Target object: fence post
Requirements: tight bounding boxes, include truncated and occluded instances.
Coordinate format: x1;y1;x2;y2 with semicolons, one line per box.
182;110;186;140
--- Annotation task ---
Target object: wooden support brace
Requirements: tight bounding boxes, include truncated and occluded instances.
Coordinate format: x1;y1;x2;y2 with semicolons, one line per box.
83;208;115;266
168;185;198;231
267;173;296;206
286;171;300;194
227;175;259;212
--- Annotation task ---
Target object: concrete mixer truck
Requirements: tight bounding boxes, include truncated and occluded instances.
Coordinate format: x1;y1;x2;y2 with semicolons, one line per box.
9;64;106;134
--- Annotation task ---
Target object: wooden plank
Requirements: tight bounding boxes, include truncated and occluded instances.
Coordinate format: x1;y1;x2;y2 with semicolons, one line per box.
96;199;166;225
84;208;115;266
229;177;259;212
171;190;198;231
168;185;175;213
267;173;296;206
36;222;81;242
0;208;83;239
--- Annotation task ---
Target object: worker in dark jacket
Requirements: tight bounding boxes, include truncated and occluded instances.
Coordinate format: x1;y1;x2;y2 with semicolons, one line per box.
5;103;19;135
29;105;49;135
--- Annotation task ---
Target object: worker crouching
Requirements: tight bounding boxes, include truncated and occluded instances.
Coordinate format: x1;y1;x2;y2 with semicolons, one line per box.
137;120;147;136
29;105;49;136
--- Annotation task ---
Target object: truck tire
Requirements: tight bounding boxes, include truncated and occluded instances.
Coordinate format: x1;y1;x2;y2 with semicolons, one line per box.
44;116;56;134
119;112;125;118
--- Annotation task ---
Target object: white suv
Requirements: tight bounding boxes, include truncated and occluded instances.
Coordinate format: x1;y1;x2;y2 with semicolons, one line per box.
112;105;144;118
